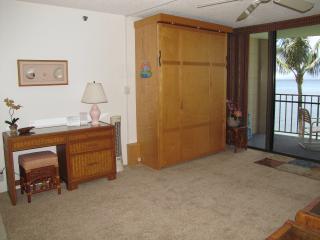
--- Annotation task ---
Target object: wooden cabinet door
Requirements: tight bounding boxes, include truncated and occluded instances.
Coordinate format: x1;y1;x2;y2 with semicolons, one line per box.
158;24;181;167
180;29;213;160
158;25;227;166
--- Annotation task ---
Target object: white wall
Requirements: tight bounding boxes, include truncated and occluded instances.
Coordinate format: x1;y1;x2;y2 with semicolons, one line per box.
0;0;137;192
125;17;139;144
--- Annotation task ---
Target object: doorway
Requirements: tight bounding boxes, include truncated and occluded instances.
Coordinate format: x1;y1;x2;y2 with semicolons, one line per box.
247;32;269;150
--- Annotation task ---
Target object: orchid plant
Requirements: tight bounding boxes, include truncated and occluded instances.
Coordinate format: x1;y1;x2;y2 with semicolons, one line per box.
4;98;22;128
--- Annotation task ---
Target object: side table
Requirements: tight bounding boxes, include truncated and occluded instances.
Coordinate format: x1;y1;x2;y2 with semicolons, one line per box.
227;126;248;153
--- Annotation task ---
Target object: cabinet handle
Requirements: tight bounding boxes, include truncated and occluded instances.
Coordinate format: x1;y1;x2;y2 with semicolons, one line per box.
180;101;183;110
158;50;162;67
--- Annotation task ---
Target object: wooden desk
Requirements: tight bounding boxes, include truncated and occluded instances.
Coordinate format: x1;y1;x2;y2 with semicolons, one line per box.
2;123;116;205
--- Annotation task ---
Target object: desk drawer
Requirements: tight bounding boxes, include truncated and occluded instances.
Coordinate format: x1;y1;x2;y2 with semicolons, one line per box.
68;129;113;142
12;135;66;151
71;150;114;179
69;138;113;154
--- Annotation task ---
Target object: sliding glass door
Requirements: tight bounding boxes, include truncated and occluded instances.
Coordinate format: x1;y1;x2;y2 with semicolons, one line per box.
273;25;320;161
246;25;320;161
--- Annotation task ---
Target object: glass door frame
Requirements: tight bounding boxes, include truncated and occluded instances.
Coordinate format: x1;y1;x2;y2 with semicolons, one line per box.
229;15;320;160
265;31;277;152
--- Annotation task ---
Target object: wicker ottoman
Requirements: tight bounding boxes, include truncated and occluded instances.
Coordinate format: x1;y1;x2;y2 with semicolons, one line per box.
19;151;61;203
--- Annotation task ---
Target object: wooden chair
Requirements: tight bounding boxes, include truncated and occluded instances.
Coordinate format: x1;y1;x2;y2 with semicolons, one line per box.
19;151;61;203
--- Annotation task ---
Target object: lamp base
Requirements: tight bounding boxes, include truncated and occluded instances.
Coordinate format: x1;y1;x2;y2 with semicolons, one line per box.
90;104;101;125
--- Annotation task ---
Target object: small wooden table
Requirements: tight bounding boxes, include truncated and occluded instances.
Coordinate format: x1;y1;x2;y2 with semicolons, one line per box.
227;126;248;152
295;196;320;232
2;123;116;205
266;220;320;240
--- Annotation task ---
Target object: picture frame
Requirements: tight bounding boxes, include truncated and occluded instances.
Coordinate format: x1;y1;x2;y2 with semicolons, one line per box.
17;60;68;86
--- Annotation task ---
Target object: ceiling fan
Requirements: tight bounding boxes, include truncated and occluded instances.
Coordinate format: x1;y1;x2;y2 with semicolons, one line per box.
196;0;315;22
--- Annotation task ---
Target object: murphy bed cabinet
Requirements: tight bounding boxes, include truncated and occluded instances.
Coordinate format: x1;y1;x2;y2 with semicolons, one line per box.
135;14;232;169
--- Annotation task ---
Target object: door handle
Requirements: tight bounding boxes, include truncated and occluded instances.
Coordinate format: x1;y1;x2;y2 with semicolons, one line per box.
158;50;162;67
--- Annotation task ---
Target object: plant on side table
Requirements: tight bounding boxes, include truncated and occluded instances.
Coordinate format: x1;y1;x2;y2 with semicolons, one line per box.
226;100;242;127
3;98;22;133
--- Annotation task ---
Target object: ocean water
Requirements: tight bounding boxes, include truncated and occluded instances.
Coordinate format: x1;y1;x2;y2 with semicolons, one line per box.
276;79;320;95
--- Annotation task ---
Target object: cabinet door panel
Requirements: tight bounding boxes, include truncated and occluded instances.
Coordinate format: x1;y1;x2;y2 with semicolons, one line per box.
180;30;211;63
211;33;227;64
161;131;181;167
162;65;180;130
181;65;211;127
181;125;211;160
159;24;180;62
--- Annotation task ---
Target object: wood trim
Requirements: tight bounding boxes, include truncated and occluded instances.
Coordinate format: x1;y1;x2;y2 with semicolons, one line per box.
135;13;233;33
239;33;249;127
235;14;320;33
127;143;141;166
182;61;210;66
162;60;180;65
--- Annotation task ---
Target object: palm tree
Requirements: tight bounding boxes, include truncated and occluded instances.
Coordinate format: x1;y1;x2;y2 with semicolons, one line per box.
277;37;320;134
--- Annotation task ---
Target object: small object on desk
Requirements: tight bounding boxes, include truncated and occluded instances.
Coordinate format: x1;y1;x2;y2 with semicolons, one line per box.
227;126;248;153
79;112;89;125
18;126;35;135
66;116;80;126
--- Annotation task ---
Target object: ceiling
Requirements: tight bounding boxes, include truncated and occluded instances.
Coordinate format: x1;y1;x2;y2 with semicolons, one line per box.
18;0;320;27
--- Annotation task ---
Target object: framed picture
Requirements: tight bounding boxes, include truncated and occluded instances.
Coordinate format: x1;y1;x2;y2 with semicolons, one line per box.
17;60;68;86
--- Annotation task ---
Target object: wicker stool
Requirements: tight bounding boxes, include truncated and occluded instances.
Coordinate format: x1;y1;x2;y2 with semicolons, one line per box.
19;151;61;203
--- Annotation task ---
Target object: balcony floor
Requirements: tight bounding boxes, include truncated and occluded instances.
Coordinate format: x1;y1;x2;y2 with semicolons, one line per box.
248;133;320;162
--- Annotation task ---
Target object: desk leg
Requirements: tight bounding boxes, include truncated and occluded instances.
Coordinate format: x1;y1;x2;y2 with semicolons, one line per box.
3;144;17;205
67;182;78;191
107;172;116;180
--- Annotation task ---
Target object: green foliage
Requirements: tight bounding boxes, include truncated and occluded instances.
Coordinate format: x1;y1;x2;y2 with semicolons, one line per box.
4;118;19;126
277;37;320;83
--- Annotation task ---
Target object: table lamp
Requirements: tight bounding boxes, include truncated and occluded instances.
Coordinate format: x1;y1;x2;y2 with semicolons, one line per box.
81;82;108;125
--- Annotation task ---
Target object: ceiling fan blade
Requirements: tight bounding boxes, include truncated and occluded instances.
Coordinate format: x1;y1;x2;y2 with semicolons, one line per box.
197;0;241;8
236;0;262;21
273;0;314;13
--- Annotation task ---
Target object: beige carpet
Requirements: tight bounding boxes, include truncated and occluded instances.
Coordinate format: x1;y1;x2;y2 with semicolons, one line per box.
0;149;319;240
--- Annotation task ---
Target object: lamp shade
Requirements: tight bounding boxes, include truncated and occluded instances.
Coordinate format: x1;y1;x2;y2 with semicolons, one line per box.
81;82;108;104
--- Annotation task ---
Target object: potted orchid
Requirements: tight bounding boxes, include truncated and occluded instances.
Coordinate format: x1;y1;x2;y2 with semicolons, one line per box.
226;100;242;127
4;98;22;132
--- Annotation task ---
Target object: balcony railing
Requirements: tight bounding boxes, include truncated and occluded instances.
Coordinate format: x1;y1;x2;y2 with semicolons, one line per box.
274;94;320;140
